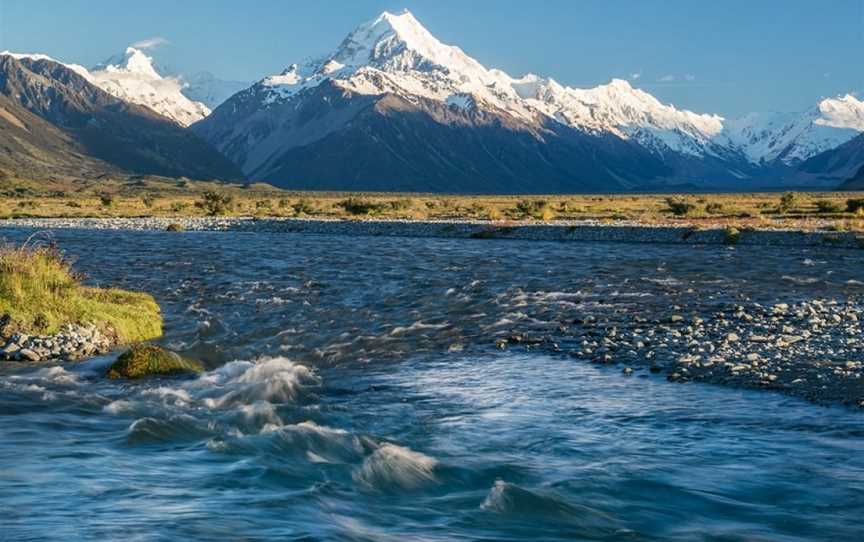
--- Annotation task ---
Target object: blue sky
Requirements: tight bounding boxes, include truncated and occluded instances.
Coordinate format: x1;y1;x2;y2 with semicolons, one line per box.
0;0;860;116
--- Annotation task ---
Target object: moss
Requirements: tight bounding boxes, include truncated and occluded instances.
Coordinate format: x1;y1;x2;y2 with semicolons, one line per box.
0;242;162;342
106;344;203;380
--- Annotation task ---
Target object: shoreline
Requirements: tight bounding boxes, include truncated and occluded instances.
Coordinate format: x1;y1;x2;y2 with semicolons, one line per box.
1;216;863;249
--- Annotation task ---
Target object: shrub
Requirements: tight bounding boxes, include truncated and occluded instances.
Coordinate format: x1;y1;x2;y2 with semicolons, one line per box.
66;201;82;208
338;197;385;215
141;195;156;208
388;198;414;211
665;197;696;217
778;192;798;212
292;198;316;216
197;191;234;216
170;202;189;213
514;199;554;220
99;193;114;207
705;202;724;214
846;198;864;214
815;200;843;214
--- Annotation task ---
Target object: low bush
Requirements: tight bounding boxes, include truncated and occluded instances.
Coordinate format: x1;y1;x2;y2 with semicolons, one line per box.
815;200;844;214
705;202;724;214
514;199;555;220
778;192;798;212
665;197;696;217
196;191;234;216
292;199;316;215
846;198;864;214
338;197;386;215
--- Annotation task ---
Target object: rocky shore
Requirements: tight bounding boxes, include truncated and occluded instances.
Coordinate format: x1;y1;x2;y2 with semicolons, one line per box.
2;216;863;248
0;323;112;363
499;297;864;408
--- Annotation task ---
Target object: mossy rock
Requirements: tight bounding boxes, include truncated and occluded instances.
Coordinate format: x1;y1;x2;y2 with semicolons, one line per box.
106;344;203;380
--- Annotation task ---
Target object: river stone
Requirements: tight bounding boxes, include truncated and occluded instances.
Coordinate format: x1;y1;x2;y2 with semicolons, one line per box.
106;345;204;380
18;348;41;362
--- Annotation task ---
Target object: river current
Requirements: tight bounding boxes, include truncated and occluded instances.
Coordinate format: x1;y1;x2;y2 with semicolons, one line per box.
1;229;862;541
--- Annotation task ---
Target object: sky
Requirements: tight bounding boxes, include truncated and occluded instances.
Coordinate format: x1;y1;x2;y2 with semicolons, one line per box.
0;0;861;117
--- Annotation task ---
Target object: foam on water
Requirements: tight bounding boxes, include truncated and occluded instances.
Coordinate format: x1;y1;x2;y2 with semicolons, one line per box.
353;443;439;490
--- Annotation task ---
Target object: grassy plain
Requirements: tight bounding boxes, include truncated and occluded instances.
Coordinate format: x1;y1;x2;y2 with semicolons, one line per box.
2;176;864;231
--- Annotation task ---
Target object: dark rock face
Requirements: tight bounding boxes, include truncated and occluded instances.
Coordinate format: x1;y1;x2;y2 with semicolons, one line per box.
800;132;864;188
0;55;243;182
194;82;680;193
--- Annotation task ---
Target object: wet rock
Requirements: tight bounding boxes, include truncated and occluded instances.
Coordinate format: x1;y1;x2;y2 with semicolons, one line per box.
106;344;204;380
18;348;41;362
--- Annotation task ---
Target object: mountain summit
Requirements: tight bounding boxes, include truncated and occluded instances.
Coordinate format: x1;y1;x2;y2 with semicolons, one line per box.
88;47;211;126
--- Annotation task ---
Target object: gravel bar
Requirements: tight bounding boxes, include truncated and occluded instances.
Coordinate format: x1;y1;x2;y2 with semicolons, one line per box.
2;216;864;248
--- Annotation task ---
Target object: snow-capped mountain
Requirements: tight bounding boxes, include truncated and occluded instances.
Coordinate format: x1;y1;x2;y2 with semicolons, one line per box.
88;47;210;126
244;12;727;158
5;12;864;191
1;47;212;127
195;11;749;191
723;94;864;165
0;53;242;181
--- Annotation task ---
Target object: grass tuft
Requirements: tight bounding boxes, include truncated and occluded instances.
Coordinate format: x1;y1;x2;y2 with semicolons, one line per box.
0;238;162;342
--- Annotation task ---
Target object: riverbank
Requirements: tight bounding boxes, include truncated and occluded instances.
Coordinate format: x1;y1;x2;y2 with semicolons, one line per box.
0;242;162;362
2;216;864;248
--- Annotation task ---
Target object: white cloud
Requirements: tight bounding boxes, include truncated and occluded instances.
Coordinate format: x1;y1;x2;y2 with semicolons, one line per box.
630;71;642;80
657;74;696;83
130;37;169;50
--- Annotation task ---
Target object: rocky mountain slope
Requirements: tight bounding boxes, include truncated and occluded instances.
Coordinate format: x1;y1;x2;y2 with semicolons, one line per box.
0;54;243;182
807;132;864;189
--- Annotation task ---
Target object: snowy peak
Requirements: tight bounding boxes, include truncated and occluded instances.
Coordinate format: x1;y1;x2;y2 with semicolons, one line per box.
723;94;864;164
88;45;210;126
254;11;729;159
99;47;163;78
332;10;479;73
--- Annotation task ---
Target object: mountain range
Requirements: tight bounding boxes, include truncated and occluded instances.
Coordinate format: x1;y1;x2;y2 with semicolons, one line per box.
2;10;863;192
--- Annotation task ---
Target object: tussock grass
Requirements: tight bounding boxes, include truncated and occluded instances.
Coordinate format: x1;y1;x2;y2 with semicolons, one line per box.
0;238;162;341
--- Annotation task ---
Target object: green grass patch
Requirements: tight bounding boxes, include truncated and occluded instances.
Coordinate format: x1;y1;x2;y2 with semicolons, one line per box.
0;241;162;342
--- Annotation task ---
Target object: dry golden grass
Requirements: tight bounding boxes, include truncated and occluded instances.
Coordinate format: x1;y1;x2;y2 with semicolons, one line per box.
2;175;863;232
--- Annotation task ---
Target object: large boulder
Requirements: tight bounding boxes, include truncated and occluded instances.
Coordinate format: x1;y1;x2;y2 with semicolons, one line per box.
106;344;203;380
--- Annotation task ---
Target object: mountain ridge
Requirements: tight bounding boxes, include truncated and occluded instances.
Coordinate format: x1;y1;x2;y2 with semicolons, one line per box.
0;55;243;182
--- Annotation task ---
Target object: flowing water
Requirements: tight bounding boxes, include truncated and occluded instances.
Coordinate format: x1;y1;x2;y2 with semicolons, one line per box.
1;229;863;541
